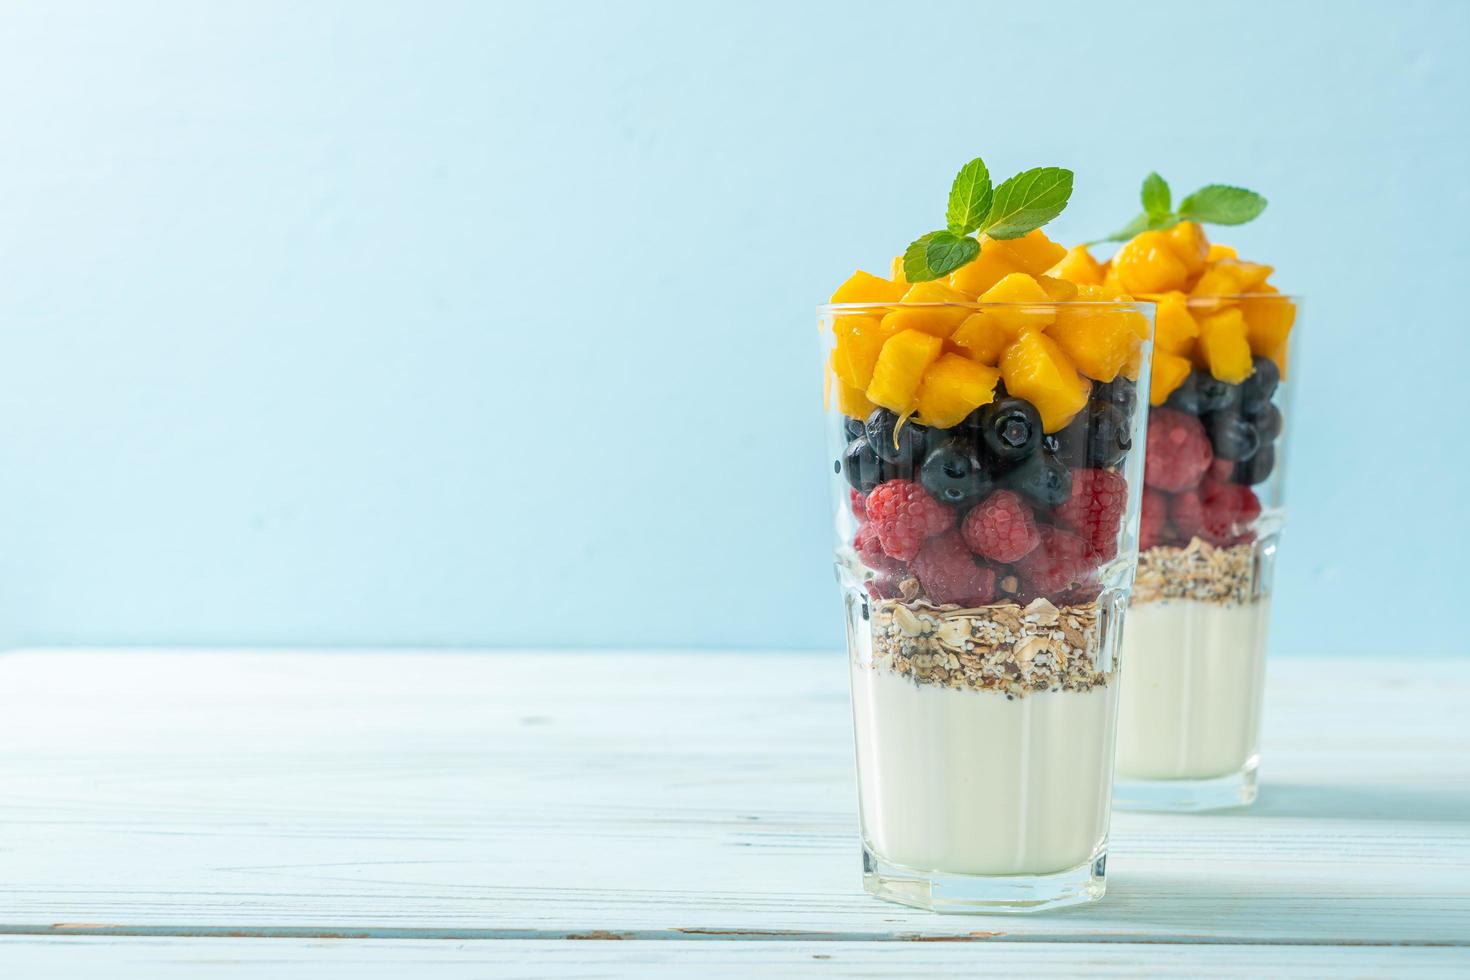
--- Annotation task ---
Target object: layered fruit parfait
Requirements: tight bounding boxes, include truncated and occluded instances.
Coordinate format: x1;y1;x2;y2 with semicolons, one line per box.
1053;176;1298;810
823;156;1153;912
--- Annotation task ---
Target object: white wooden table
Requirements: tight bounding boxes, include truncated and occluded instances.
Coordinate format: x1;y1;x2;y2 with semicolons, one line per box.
0;650;1465;977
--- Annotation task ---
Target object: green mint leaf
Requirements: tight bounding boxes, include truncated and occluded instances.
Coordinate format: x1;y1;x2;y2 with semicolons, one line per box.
904;230;977;281
982;167;1074;240
902;233;942;282
1088;211;1153;245
925;230;979;276
945;157;993;236
1141;172;1171;220
1177;184;1267;225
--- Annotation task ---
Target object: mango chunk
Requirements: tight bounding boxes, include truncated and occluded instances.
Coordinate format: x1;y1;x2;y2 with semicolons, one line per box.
949;244;1023;295
992;228;1068;274
831;315;897;390
1149;350;1194;406
1165;221;1210;278
866;329;944;413
889;255;908;286
950;312;1012;365
978;273;1055;333
879;281;974;339
1214;258;1274;292
1036;275;1078;301
1240;289;1296;377
836;377;876;419
949;229;1066;295
1154;291;1201;354
1048;304;1141;383
1047;244;1105;286
1000;330;1091;432
915;354;1001;428
1195;308;1254;383
831;270;907;305
1206;243;1238;262
1112;230;1189;294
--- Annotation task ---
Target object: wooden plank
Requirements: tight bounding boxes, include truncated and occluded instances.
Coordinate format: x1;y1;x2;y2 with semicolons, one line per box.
0;937;1465;978
0;650;1465;945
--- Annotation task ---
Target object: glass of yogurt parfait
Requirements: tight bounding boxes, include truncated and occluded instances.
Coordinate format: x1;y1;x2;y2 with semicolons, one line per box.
822;154;1155;912
1059;189;1298;811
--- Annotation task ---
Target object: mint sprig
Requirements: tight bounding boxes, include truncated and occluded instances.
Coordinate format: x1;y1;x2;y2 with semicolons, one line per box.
904;156;1074;282
1093;173;1267;243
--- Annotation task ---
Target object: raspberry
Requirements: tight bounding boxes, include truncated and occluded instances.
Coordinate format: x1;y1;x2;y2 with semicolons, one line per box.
1053;468;1127;558
1016;526;1101;603
864;572;901;601
850;489;868;522
912;531;997;606
865;480;955;561
1207;457;1236;484
1139;488;1169;550
1144;409;1213;492
853;524;904;573
961;490;1040;563
1170;481;1262;545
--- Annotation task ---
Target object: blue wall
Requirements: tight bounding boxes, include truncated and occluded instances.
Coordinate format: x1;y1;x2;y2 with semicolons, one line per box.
1;1;1466;653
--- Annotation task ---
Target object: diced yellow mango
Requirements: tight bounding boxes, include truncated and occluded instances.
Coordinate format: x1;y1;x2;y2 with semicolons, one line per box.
949;244;1023;295
831;270;907;305
866;329;944;413
949;312;1012;366
836;378;876;419
879;281;974;339
1101;261;1126;296
1000;331;1091;432
978;273;1055;333
1240;288;1296;377
1149;350;1194;405
1048;303;1141;383
831;315;898;390
993;228;1068;274
890;255;908;286
1154;291;1200;355
1214;258;1274;292
1112;230;1189;294
947;229;1066;296
915;354;1001;428
1206;243;1238;262
1046;244;1105;286
1195;308;1254;383
1036;275;1079;301
1188;264;1248;313
1165;221;1211;278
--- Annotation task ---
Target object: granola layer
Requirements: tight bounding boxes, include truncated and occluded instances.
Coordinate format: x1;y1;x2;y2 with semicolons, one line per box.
1132;537;1254;606
868;597;1108;696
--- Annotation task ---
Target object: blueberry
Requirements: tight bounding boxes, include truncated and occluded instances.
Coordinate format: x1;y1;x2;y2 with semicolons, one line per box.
843;417;865;440
865;409;928;465
1194;371;1241;413
1082;402;1133;468
1233;443;1275;485
1246;402;1283;441
919;438;994;507
1240;356;1280;414
1203;411;1261;462
1094;379;1138;419
1164;372;1202;414
842;437;882;493
1005;451;1072;509
978;397;1042;466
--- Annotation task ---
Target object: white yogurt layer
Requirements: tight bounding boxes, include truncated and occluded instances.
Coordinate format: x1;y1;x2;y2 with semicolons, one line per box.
851;667;1117;876
1115;598;1270;780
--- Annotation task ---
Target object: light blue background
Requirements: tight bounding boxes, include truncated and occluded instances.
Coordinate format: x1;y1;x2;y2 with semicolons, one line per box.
1;1;1465;653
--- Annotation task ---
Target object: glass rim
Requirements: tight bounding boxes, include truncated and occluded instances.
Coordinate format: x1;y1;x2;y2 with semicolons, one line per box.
1148;292;1304;305
819;300;1155;315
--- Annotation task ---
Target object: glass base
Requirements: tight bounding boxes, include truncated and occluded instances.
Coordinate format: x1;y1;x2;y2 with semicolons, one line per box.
1113;759;1258;812
861;845;1107;914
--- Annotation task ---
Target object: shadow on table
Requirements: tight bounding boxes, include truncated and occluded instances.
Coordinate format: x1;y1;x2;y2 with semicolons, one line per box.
1231;782;1470;823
